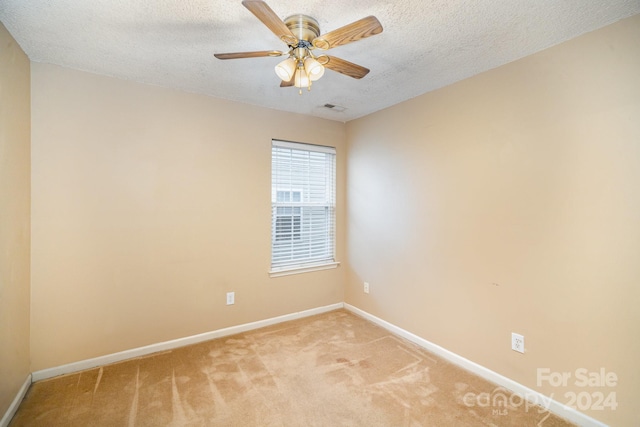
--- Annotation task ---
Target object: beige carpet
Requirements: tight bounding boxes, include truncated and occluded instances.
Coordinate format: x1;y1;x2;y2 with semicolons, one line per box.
10;309;574;426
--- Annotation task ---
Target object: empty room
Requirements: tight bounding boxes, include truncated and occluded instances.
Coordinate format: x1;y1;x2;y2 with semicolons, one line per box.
1;1;639;426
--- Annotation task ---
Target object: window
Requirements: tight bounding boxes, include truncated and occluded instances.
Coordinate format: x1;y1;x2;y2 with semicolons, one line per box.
271;140;337;276
275;198;301;241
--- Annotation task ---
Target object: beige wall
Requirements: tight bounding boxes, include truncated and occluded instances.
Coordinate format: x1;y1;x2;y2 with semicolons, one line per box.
30;63;346;371
0;23;31;416
346;15;640;427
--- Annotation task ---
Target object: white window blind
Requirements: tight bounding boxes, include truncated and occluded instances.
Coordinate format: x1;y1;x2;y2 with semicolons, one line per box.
271;140;336;273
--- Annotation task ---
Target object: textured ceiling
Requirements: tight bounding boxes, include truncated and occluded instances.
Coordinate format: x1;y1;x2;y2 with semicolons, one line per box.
1;1;639;121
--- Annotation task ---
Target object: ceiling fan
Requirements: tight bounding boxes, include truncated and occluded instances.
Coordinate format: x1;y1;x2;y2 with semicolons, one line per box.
214;0;383;94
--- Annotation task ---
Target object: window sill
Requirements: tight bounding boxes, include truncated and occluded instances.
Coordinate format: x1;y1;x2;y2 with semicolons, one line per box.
269;261;340;278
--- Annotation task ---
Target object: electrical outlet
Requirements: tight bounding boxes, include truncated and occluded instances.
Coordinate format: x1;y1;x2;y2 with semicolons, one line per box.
364;282;370;294
512;333;524;353
226;292;235;305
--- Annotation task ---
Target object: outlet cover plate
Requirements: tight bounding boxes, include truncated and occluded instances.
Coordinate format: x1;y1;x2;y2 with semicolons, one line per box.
226;292;235;305
364;282;370;294
512;332;524;353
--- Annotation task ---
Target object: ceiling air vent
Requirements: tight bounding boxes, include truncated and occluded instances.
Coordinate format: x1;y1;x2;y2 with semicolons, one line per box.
323;103;346;112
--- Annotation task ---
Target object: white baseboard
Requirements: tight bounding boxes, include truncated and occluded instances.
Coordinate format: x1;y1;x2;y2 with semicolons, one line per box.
0;374;31;427
344;304;607;427
32;302;344;382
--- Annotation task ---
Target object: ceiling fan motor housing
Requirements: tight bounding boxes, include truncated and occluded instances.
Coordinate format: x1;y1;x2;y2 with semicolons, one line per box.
284;15;320;44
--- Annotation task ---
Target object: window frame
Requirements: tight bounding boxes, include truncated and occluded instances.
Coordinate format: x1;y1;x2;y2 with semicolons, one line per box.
269;139;339;277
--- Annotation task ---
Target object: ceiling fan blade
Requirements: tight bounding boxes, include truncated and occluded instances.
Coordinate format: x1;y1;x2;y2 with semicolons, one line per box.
242;1;298;46
322;56;370;79
312;16;383;50
280;76;295;87
214;50;284;60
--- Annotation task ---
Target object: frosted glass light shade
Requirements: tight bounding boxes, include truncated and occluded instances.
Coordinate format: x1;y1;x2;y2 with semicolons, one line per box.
275;58;296;81
304;57;325;81
294;69;310;88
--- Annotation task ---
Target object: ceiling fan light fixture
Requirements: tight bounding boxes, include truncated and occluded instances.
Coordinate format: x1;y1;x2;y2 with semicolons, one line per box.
294;68;309;88
275;57;296;81
294;68;311;93
304;57;324;81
